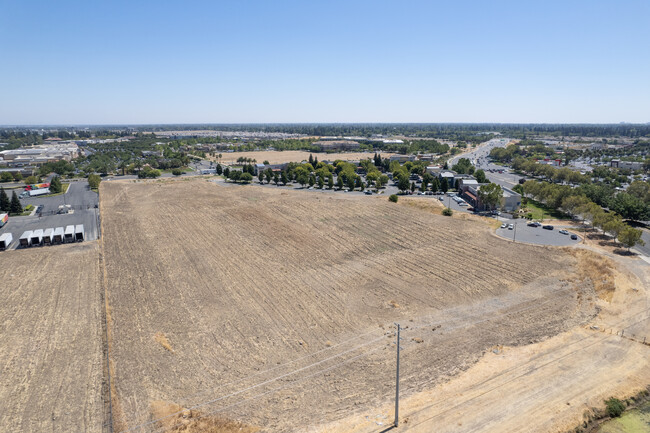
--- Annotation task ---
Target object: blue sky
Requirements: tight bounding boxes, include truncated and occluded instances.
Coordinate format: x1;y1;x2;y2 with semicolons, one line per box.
1;0;649;125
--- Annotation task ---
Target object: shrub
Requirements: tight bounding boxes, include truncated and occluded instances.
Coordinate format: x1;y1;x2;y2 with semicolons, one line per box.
605;397;625;418
389;194;398;203
172;168;182;176
442;207;453;216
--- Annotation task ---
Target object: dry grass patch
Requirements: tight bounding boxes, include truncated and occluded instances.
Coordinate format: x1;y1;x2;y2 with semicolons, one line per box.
566;249;617;302
155;332;175;353
150;401;258;433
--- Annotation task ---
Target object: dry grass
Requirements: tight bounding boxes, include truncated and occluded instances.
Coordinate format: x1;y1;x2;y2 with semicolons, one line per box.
150;401;258;433
566;249;617;302
155;332;175;353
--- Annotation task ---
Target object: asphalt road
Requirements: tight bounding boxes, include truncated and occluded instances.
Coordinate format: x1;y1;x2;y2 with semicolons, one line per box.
449;137;525;189
495;220;582;246
0;181;99;250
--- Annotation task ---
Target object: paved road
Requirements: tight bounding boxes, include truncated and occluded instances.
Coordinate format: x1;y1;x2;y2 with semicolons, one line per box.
0;181;99;250
495;220;581;246
449;137;525;189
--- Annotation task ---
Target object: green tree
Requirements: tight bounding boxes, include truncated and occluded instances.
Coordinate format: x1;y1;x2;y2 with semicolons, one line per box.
240;172;253;183
603;214;624;240
605;398;625;418
172;168;182;176
347;176;356;191
50;176;62;193
410;182;416;193
389;194;398;203
440;178;449;193
328;175;334;190
265;169;273;184
309;174;316;188
258;171;264;183
12;172;22;182
273;172;280;185
216;164;223;175
478;183;503;211
0;172;13;182
317;176;324;189
223;167;230;178
397;176;410;192
281;171;288;185
442;207;453;216
618;226;645;251
474;169;487;183
88;174;101;189
355;176;363;190
9;191;22;214
24;175;38;185
0;187;9;212
336;175;344;190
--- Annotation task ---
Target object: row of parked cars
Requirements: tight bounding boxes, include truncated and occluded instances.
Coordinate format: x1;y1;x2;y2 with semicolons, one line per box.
500;221;579;240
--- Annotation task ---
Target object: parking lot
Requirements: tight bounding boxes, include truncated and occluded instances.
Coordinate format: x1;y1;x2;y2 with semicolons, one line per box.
0;180;99;250
495;221;581;246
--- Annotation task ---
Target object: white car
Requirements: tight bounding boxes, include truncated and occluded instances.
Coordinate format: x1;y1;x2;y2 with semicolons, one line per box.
508;224;514;230
559;229;569;235
500;223;507;229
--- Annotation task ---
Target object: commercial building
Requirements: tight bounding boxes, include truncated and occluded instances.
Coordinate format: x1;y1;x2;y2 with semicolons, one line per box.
610;159;643;170
0;143;79;168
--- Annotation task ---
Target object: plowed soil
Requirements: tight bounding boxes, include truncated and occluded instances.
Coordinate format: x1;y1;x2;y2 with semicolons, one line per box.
100;179;596;432
0;242;104;432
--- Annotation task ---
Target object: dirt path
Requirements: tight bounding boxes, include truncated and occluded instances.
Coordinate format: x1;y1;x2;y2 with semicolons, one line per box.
318;252;650;433
0;242;104;432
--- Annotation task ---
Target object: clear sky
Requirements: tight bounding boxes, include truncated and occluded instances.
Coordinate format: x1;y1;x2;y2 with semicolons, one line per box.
1;0;649;125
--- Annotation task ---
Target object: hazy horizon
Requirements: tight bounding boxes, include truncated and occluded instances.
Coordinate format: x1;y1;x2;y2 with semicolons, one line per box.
1;0;649;125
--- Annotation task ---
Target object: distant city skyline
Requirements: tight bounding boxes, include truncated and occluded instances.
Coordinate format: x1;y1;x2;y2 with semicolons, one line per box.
1;0;649;125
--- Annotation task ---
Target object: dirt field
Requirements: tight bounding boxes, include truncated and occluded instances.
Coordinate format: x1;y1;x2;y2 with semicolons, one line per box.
100;179;597;432
213;151;393;165
319;247;650;433
0;242;104;432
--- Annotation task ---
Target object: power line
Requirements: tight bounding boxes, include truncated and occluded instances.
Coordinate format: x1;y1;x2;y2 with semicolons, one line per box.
118;332;390;432
393;310;650;432
115;283;584;432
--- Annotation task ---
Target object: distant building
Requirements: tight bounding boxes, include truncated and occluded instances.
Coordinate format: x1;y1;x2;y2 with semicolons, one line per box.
389;154;416;163
314;140;360;151
610;159;643;170
0;143;78;167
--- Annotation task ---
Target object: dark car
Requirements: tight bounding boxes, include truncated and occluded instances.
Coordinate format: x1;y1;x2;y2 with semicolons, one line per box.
571;234;578;240
542;225;554;230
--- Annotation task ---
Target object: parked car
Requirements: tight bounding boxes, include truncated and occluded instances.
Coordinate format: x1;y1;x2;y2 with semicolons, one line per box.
364;190;372;195
542;225;554;230
500;223;507;229
570;234;578;240
438;197;444;201
508;224;514;230
559;229;569;235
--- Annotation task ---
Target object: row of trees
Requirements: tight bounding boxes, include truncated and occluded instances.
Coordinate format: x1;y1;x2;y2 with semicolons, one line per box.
0;188;23;214
520;180;644;250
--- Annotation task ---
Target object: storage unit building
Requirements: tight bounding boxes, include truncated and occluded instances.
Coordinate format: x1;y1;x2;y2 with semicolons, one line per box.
19;230;33;247
0;232;12;250
64;225;75;243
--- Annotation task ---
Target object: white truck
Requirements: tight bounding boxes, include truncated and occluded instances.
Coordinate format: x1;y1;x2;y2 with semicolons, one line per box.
30;229;44;246
75;224;85;242
64;225;75;243
0;232;12;250
43;228;54;245
19;230;33;247
53;227;65;244
28;188;50;197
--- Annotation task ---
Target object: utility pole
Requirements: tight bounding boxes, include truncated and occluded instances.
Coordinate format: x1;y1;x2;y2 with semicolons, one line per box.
513;220;517;243
394;323;403;427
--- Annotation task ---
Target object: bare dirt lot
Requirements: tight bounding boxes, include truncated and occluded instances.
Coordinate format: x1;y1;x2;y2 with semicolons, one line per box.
100;179;598;432
214;151;393;165
0;242;104;433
